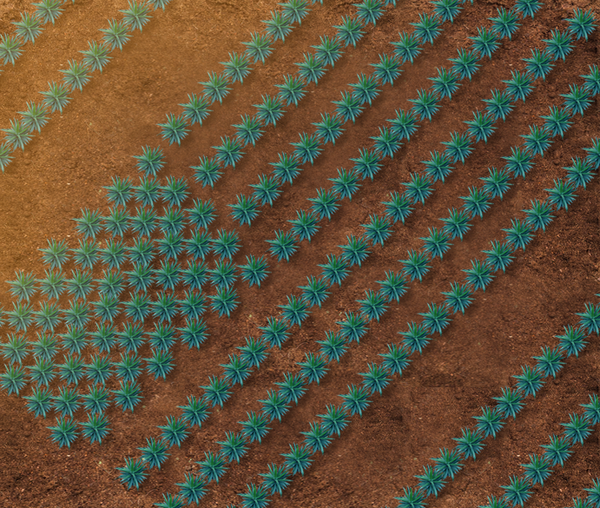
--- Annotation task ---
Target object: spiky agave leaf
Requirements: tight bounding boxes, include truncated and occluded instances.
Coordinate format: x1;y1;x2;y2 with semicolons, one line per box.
89;322;118;354
504;70;534;103
376;270;408;304
503;219;534;251
480;167;512;200
217;431;249;464
18;101;50;134
299;275;330;308
421;227;451;259
562;412;593;445
351;147;383;181
463;259;495;292
52;385;81;418
442;282;474;314
178;317;209;350
429;67;461;99
523;48;554;81
270;152;302;184
432;0;461;23
362;214;392;246
360;363;391;395
533;345;564;379
567;8;596;41
389;108;419;141
358;289;388;322
27;357;56;387
13;12;43;44
443;131;474;164
100;18;131;51
301;421;332;454
333;14;365;48
295;52;327;84
259;317;290;349
465;110;496;144
31;331;59;361
337;311;369;343
275;73;306;107
114;353;143;383
6;301;34;333
155;493;185;508
2;119;33;151
521;453;552;486
470;27;500;59
541;434;572;467
57;354;86;385
229;194;260;226
556;324;589;358
395;487;427;508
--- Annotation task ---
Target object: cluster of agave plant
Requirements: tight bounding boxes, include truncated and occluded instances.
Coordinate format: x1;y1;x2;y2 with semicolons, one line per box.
1;0;600;506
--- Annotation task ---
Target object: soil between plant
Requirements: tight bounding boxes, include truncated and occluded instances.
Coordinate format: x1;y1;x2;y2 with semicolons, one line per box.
0;0;599;507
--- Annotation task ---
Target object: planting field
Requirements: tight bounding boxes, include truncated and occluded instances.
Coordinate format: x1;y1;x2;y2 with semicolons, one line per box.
1;0;600;507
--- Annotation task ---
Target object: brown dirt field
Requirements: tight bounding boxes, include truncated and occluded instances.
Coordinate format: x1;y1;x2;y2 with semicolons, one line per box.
0;0;599;507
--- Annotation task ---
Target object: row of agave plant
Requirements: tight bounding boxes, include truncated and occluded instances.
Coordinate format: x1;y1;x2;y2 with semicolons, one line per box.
0;0;325;172
1;0;596;452
119;40;600;508
103;9;600;507
136;129;600;506
0;0;489;415
0;0;434;383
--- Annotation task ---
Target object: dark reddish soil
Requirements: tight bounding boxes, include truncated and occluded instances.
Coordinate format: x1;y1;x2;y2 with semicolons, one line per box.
0;0;599;507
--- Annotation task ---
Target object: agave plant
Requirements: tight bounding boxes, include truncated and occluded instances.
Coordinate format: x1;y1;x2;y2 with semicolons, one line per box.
19;101;50;133
13;12;43;44
319;254;350;286
399;321;431;354
334;14;366;48
199;71;231;105
156;231;184;260
243;31;273;64
317;331;348;363
466;110;496;144
296;52;327;84
275;372;307;405
351;72;381;106
117;457;148;490
260;463;291;496
57;354;86;386
238;254;269;288
221;51;252;83
432;447;463;480
371;52;402;86
24;386;53;419
501;475;533;506
523;48;554;81
281;443;312;476
255;93;285;126
80;412;111;445
450;48;480;81
158;415;189;448
259;389;290;422
2;119;33;151
429;67;461;99
239;411;270;444
566;8;596;41
48;416;78;449
483;88;514;122
333;90;364;124
362;214;392;246
350;147;383;181
33;0;63;25
27;357;55;387
382;192;413;225
121;1;151;31
470;27;500;59
432;0;461;22
411;12;442;45
198;451;228;483
503;145;534;179
391;31;422;65
490;6;520;40
337;311;368;343
177;395;210;428
100;19;131;51
209;259;237;290
409;88;440;121
415;465;447;498
80;41;112;73
395;487;427;508
178;318;210;350
577;303;600;336
209;287;238;318
60;59;91;92
279;295;309;328
217;430;249;464
228;194;260;227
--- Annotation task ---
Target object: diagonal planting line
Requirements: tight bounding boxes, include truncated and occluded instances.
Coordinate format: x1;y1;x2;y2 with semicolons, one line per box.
481;392;599;508
115;6;599;496
227;151;600;507
0;0;174;172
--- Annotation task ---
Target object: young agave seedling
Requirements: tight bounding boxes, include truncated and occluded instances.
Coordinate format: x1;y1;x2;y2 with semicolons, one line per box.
383;191;413;225
1;333;29;366
312;35;343;68
48;416;78;449
317;330;348;363
27;358;55;387
334;15;365;48
221;354;252;387
2;119;33;151
52;385;81;418
177;318;209;350
85;354;113;386
209;259;237;290
256;94;286;127
6;301;34;333
565;157;596;190
279;295;309;328
333;90;364;124
432;447;463;480
400;249;431;282
89;323;118;354
520;454;552;486
33;0;63;25
337;311;368;343
237;254;268;288
399;321;431;355
409;89;440;122
483;88;514;123
358;289;388;322
60;326;88;355
270;152;302;184
450;48;480;81
281;443;312;476
490;6;520;40
197;451;228;484
177;395;210;429
117;457;148;490
415;465;446;498
159;415;189;448
421;227;451;259
339;234;370;267
8;270;37;303
275;372;307;405
411;12;442;45
391;31;422;64
313;112;345;146
178;290;207;321
276;73;307;107
266;229;298;262
351;72;381;106
209;287;238;318
523;48;555;82
200;376;232;408
577;303;600;336
319;254;350;286
80;413;111;445
31;331;58;361
470;27;500;59
301;422;332;455
355;0;385;25
250;173;282;206
318;404;350;437
395;487;427;507
100;19;131;51
502;146;534;180
243;31;273;64
234;114;265;148
429;67;461;100
58;353;86;385
299;275;330;309
372;126;401;159
541;434;573;469
291;132;322;165
308;188;339;220
503;218;534;251
114;352;143;383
